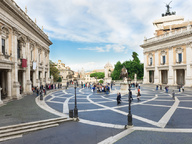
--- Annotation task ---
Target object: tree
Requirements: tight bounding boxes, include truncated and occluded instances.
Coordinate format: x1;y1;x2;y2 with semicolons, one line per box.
132;52;140;63
99;80;104;84
111;52;144;80
90;72;104;79
49;60;60;82
111;61;123;80
57;77;62;82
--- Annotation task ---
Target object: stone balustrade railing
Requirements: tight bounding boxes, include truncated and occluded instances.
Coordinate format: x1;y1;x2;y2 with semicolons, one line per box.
144;26;191;44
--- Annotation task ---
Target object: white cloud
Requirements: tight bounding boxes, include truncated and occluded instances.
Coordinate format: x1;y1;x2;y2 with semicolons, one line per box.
14;0;192;70
69;62;105;72
78;44;127;53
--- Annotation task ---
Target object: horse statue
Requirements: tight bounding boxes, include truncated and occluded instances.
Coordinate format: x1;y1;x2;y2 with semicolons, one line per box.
120;66;128;80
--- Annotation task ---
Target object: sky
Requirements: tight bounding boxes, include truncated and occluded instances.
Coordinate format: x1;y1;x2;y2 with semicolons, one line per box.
14;0;192;72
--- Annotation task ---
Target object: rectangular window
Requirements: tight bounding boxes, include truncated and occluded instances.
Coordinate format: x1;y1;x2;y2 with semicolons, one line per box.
150;58;152;65
178;53;182;63
17;40;20;59
163;56;166;64
2;39;5;55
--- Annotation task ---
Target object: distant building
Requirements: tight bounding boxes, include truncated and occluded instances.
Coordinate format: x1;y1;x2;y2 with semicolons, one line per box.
141;7;192;86
55;60;74;81
84;62;114;83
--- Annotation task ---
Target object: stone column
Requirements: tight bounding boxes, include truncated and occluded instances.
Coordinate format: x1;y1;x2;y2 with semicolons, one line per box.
22;71;26;94
168;47;174;85
47;51;50;84
154;51;159;84
143;53;148;84
7;70;12;99
32;71;36;87
12;30;20;99
174;69;177;85
42;50;45;86
35;47;40;87
185;44;192;86
159;70;162;84
26;42;32;93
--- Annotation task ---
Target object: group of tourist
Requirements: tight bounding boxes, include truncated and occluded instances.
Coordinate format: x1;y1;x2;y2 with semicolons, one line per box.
156;84;185;93
31;83;62;97
78;82;112;94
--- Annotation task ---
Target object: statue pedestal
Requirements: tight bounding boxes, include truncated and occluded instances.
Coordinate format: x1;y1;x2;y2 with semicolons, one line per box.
62;79;68;87
120;83;128;94
104;77;112;84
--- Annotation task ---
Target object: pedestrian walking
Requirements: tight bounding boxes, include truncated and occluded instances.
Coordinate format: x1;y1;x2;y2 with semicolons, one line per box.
129;89;133;102
182;85;184;92
117;93;121;105
156;85;158;90
160;85;162;90
172;90;175;100
36;88;39;96
137;88;141;102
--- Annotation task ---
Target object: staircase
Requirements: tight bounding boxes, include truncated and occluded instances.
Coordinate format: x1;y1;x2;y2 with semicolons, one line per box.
0;117;72;142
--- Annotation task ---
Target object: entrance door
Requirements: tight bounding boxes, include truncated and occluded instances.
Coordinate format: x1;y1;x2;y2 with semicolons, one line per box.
177;69;185;85
149;71;154;83
161;70;168;84
0;70;8;99
30;71;33;87
18;70;23;94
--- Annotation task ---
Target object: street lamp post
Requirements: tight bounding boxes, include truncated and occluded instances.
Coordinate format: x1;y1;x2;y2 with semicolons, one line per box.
74;80;79;121
126;78;133;128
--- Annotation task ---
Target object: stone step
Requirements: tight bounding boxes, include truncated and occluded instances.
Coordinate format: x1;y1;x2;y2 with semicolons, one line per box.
0;117;73;142
0;119;69;134
0;117;66;131
0;124;58;142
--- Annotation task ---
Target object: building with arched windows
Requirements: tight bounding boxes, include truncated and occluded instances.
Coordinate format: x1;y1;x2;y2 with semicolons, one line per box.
141;9;192;87
0;0;52;103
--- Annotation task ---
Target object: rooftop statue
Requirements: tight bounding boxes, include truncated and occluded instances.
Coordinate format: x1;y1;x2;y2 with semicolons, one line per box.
166;1;172;14
162;1;176;17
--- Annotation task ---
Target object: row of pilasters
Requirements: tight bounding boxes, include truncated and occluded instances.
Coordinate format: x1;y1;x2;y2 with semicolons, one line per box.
143;45;192;86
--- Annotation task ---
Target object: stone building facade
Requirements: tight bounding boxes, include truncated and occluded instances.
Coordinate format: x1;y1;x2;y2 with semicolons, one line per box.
141;12;192;87
0;0;52;102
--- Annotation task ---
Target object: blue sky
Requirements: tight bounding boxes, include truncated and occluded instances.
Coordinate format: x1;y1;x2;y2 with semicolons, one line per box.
14;0;192;71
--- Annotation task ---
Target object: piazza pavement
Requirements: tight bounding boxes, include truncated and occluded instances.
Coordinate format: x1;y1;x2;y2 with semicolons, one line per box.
1;84;192;144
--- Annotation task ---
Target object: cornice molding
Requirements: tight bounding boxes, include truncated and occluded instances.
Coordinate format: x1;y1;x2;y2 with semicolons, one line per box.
141;29;192;48
1;0;52;46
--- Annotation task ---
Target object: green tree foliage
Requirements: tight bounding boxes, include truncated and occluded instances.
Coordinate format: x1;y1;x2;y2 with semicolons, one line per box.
99;80;104;84
90;72;104;79
111;52;144;80
49;60;60;82
111;61;123;80
57;77;62;82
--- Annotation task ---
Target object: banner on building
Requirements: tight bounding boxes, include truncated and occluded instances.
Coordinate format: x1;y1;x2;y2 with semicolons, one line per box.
33;62;36;70
22;59;27;68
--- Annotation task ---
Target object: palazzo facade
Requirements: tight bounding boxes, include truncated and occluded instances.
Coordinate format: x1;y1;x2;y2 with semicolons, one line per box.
141;12;192;87
0;0;52;102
